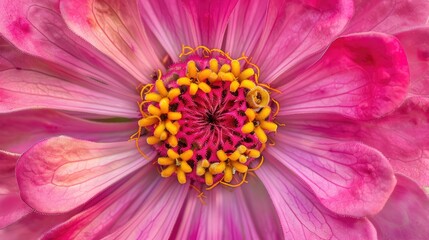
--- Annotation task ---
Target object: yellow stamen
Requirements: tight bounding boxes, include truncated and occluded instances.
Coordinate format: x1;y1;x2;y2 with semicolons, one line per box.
257;106;271;121
254;126;268;143
145;93;162;102
138;117;158;127
177;77;191;86
167;135;178;147
209;162;226;175
202;159;210;168
198;82;211;93
167;149;179;159
231;161;248;173
148;105;161;116
159;131;168;141
219;64;231;73
158;157;174;165
209;58;219;73
247;149;261;158
198;69;212;81
159;98;170;114
216;150;228;162
230;81;240;92
229;150;241;161
231;60;241;77
154;123;166;137
205;172;214;186
218;72;235;81
189;83;199;95
180;149;194;161
187;60;198;79
161;165;176;178
168;112;182;121
177;169;187;184
146;136;160;145
237;145;247;154
224;166;233;183
155;79;168;97
239;155;247;163
168;88;181;100
208;72;219;83
260;121;278;132
240;80;256;89
246;86;270;108
241;121;255;134
245;108;256;122
238;68;254;81
180;160;193;173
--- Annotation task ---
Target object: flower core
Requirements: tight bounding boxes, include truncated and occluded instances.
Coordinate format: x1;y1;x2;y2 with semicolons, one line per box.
132;46;279;189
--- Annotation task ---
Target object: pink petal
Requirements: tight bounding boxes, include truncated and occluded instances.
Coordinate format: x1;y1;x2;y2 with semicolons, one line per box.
257;160;377;239
16;136;155;213
266;132;396;217
0;212;74;239
395;27;429;97
285;97;429;187
0;69;137;117
42;165;188;239
0;109;135;153
139;0;238;62
0;151;32;228
276;32;409;120
251;0;354;82
345;0;429;34
370;175;429;240
224;0;269;57
0;0;139;91
172;177;283;239
59;0;165;82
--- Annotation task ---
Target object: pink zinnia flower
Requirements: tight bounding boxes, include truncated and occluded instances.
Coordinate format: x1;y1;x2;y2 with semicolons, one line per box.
1;0;429;239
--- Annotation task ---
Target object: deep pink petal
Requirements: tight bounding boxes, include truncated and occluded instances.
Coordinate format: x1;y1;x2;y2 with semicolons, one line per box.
266;132;396;217
0;0;139;91
257;160;377;239
0;110;136;153
59;0;165;82
42;165;188;239
370;175;429;240
251;0;354;82
0;151;32;229
0;69;137;117
345;0;429;34
139;0;238;62
172;177;283;239
395;27;429;97
16;136;154;213
285;97;429;187
276;32;409;120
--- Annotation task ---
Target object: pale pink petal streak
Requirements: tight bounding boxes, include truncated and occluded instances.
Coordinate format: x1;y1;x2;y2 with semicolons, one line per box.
257;160;377;239
16;136;155;213
370;175;429;240
276;33;409;120
0;151;32;229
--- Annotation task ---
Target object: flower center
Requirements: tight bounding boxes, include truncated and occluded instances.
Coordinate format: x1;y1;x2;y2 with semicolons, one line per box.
132;46;279;189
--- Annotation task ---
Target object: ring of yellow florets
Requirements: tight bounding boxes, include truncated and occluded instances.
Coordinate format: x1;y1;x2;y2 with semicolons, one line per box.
131;46;280;190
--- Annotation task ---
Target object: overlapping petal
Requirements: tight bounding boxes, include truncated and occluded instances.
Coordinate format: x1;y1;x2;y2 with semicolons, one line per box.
0;110;135;153
370;175;429;239
139;0;238;61
345;0;429;34
0;69;137;117
0;151;32;229
0;0;139;91
266;133;396;217
60;0;165;81
276;33;409;120
16;136;155;213
257;160;377;239
172;177;283;239
42;165;188;239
